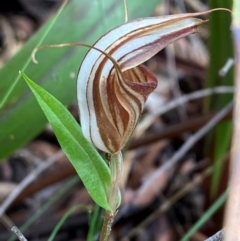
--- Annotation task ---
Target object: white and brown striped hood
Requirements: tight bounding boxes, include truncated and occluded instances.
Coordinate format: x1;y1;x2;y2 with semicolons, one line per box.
77;12;210;154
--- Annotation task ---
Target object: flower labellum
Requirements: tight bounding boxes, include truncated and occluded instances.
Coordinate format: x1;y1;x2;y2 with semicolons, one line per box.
77;12;208;154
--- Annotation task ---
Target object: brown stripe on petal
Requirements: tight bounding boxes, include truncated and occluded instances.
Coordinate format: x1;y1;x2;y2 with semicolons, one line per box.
107;70;141;140
78;11;214;154
89;32;158;153
124;65;158;97
91;62;123;153
107;73;130;137
101;65;158;152
91;59;143;153
119;23;202;71
89;18;201;153
115;73;142;132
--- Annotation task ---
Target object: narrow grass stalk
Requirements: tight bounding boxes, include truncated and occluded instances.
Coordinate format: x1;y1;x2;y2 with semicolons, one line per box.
87;205;101;241
207;0;234;198
180;189;228;241
0;151;64;217
7;177;79;241
122;165;214;240
48;204;89;241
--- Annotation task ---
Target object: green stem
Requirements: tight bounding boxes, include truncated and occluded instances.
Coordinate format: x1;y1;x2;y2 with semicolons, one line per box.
87;205;100;241
99;152;122;241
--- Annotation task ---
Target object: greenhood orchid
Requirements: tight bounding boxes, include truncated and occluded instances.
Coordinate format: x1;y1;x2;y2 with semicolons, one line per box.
77;13;209;154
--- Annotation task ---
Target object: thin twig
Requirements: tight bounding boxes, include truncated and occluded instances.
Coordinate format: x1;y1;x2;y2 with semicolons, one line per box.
129;102;232;227
11;226;28;241
204;229;224;241
219;58;235;77
1;214;28;241
0;151;64;217
131;109;232;150
121;162;216;240
134;86;234;138
148;101;232;184
121;103;232;240
154;86;234;116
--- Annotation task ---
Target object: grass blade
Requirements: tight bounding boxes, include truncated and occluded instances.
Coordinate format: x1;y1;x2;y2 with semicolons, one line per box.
48;204;89;241
206;0;234;197
7;177;79;241
180;189;228;241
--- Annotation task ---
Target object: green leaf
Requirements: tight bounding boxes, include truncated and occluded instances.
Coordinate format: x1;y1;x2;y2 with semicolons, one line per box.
205;0;234;197
0;0;162;159
20;71;111;211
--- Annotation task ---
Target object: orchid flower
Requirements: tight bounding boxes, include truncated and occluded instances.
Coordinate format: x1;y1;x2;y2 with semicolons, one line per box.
77;12;210;154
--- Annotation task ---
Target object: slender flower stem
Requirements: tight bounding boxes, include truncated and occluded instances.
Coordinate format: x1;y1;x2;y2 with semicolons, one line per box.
108;152;122;211
100;152;122;241
0;214;28;241
100;211;114;241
